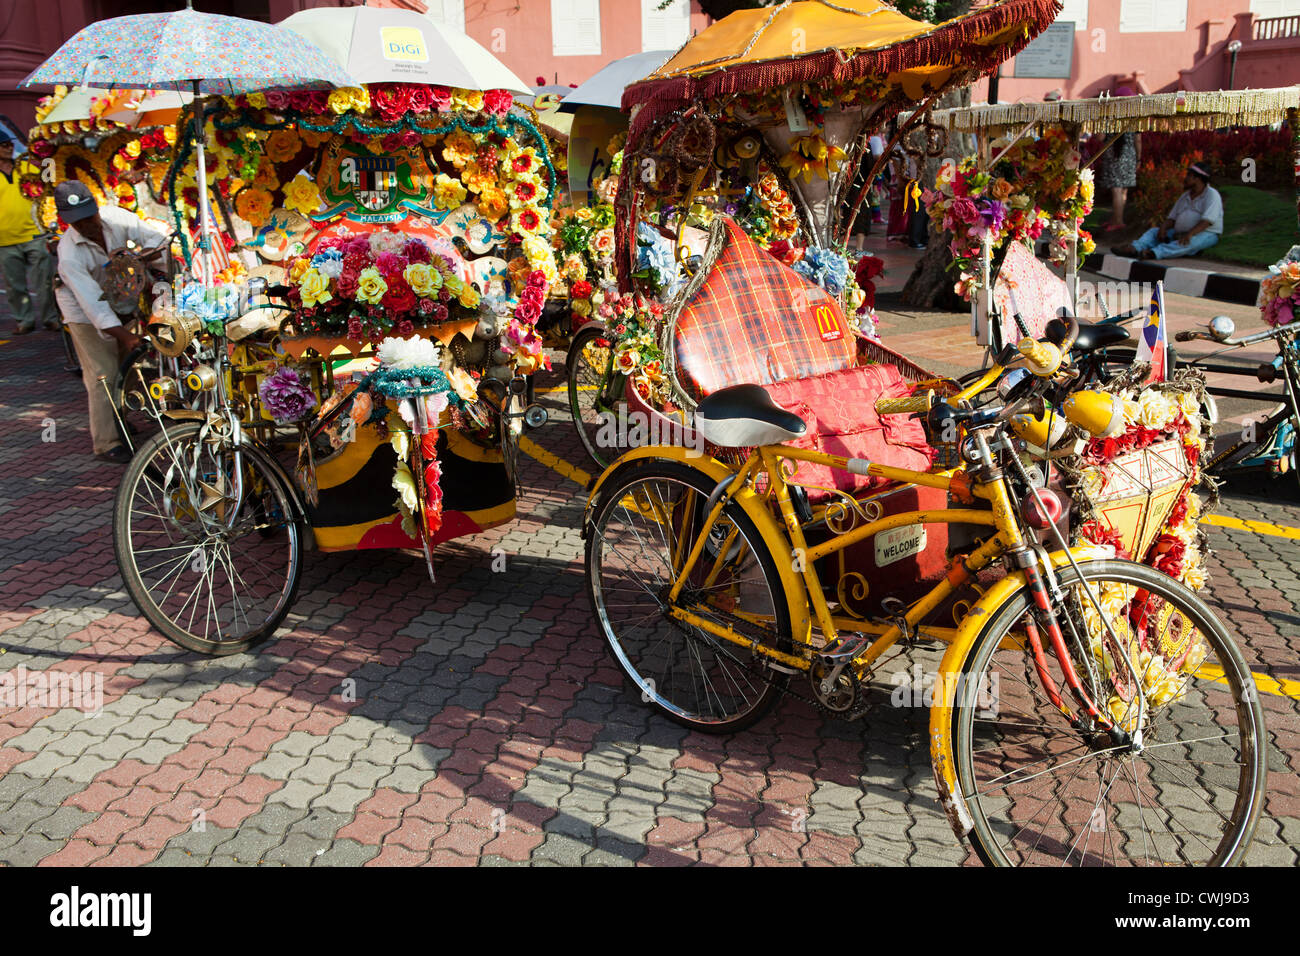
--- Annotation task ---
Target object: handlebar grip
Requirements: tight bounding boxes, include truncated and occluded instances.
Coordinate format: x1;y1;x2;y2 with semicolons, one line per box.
875;389;933;416
1016;338;1063;377
1174;330;1196;342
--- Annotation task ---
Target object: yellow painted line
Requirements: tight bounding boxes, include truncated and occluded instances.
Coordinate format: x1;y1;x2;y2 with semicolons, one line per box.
1196;663;1300;702
518;434;592;488
535;384;596;394
1203;514;1300;540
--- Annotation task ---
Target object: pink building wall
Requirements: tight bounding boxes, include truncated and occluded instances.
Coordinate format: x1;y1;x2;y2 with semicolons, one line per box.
0;0;706;133
976;0;1300;103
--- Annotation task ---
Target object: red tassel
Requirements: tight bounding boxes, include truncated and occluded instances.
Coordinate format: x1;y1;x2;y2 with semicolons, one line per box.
625;0;1061;141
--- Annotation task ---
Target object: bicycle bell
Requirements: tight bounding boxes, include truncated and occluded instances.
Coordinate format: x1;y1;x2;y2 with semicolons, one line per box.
1208;315;1235;342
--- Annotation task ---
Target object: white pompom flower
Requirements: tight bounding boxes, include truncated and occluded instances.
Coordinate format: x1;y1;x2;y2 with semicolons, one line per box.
377;335;441;370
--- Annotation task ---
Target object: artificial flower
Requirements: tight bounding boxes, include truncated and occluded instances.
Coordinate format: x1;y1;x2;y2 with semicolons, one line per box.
356;267;388;305
283;173;323;217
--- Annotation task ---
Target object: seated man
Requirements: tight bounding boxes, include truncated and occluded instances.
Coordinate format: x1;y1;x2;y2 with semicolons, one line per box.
54;181;169;464
1114;164;1222;261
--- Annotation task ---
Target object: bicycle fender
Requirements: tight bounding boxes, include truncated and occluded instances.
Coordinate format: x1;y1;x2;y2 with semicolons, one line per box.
927;546;1108;840
584;445;813;646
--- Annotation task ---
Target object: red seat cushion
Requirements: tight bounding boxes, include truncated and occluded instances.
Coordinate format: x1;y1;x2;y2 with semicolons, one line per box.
762;364;933;502
672;218;855;401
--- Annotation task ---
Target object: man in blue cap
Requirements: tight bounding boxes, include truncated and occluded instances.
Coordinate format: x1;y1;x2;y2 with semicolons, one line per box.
54;181;169;463
0;132;58;334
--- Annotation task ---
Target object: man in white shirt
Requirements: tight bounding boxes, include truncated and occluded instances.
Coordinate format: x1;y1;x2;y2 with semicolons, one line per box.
54;181;169;463
1114;164;1223;261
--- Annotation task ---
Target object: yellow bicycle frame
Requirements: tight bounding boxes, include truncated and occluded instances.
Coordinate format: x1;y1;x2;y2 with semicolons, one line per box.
583;361;1104;840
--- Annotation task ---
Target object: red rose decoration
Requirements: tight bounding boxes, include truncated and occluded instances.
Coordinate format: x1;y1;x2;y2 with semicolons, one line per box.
484;89;513;116
383;280;417;314
372;84;413;122
429;86;452;112
407;85;434;113
397;319;416;336
264;90;291;111
570;280;593;299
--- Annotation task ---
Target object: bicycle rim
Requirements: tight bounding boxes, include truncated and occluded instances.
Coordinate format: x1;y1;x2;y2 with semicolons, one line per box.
586;460;790;733
114;425;303;655
955;559;1266;866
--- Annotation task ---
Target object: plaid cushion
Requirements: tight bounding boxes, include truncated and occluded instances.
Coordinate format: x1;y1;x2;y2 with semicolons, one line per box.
673;218;855;400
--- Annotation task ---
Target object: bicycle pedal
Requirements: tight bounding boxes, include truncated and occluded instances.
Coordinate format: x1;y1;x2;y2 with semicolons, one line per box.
815;631;871;665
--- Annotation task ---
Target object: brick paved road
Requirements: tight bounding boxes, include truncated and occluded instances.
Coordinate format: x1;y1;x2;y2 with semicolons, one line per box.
1;320;1297;866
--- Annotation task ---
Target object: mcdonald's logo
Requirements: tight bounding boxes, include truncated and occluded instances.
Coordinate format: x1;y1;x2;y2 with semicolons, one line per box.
812;304;842;342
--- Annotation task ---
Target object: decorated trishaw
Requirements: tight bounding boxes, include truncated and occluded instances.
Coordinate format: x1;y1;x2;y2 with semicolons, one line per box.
24;6;563;656
576;1;1267;864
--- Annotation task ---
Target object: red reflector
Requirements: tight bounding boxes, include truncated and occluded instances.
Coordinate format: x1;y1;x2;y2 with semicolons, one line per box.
1021;488;1064;529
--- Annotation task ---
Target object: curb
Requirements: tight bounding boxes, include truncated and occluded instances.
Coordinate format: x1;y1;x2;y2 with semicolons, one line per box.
1086;252;1262;306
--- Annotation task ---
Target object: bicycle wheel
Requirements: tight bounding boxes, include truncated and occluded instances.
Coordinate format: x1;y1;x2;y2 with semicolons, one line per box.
567;324;628;469
113;422;305;656
585;458;793;733
953;558;1266;866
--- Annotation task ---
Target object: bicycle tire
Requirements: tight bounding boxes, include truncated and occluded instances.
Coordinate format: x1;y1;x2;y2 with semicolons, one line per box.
567;324;627;470
113;422;304;656
585;457;793;733
952;558;1266;866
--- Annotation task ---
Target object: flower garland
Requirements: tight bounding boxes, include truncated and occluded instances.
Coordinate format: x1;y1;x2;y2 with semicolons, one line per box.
508;269;550;373
550;143;621;316
1072;381;1210;585
925;127;1096;299
164;94;557;271
1259;245;1300;327
284;231;479;341
604;294;670;407
1065;373;1214;732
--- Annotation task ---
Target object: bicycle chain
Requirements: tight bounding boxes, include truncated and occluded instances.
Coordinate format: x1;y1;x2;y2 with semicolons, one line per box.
673;596;876;720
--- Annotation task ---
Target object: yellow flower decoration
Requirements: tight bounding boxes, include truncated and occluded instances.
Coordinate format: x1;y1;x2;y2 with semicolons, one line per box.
265;129;303;164
356;267;388;305
453;88;484;111
234;187;274;227
443;274;465;297
245;92;267;109
298;267;331;308
288;258;310;282
461;162;494;194
458;285;480;310
327;86;370;115
432;173;467;210
574;207;594;223
252;161;280;192
477;187;508;222
442;130;477;169
124;140;141;159
283;173;323;217
300;127;333;150
403;263;441;296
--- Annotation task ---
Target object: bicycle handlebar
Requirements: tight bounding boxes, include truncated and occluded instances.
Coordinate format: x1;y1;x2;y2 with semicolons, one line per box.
1177;325;1291;347
875;389;933;416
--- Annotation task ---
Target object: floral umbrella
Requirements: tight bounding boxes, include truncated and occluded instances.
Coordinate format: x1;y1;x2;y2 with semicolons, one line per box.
21;3;353;285
622;0;1061;244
